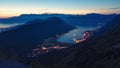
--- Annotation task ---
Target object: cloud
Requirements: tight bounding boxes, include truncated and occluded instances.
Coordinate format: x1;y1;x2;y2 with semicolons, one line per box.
0;23;19;28
100;8;120;10
108;8;120;10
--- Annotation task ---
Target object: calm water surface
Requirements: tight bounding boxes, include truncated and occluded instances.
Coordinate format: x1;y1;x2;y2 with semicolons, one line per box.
57;26;95;43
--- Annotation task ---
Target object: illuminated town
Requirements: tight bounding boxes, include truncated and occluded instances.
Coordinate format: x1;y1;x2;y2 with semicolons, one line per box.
28;31;92;57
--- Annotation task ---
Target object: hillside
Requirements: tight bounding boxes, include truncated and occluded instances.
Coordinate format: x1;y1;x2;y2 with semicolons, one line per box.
0;59;28;68
0;17;75;56
69;15;120;68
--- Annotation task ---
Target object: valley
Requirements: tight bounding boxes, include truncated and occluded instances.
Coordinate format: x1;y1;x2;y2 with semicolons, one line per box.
0;0;120;68
0;14;119;68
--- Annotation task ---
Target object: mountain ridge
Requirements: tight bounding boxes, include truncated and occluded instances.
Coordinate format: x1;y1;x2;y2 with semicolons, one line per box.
0;13;117;27
0;17;75;56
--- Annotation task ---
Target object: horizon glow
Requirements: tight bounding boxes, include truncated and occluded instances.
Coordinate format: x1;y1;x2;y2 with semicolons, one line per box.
0;0;120;18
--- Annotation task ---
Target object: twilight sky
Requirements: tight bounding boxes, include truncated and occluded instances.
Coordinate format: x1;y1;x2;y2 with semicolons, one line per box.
0;0;120;18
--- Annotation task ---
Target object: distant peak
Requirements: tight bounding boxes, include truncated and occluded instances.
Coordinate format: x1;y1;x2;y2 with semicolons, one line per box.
20;14;40;17
86;13;102;16
47;17;63;21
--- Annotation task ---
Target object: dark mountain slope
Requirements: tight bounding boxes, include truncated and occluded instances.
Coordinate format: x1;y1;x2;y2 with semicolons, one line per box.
0;59;29;68
0;17;75;56
69;15;120;68
93;14;120;37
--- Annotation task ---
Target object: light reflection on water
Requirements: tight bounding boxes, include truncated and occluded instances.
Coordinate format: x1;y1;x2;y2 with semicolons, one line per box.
57;26;95;44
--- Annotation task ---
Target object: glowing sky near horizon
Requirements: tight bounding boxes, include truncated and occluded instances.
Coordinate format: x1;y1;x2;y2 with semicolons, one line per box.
0;0;120;18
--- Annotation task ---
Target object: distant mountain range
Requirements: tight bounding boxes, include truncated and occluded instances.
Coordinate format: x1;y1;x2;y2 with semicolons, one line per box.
0;17;75;56
0;13;117;27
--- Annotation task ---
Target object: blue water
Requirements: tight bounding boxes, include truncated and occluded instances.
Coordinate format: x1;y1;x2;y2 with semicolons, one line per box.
57;26;95;44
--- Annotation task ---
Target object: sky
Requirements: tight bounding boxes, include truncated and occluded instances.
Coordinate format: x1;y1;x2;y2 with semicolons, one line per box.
0;0;120;18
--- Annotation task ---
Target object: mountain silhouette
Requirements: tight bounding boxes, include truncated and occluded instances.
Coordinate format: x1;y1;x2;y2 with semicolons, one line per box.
0;13;116;27
0;17;75;55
